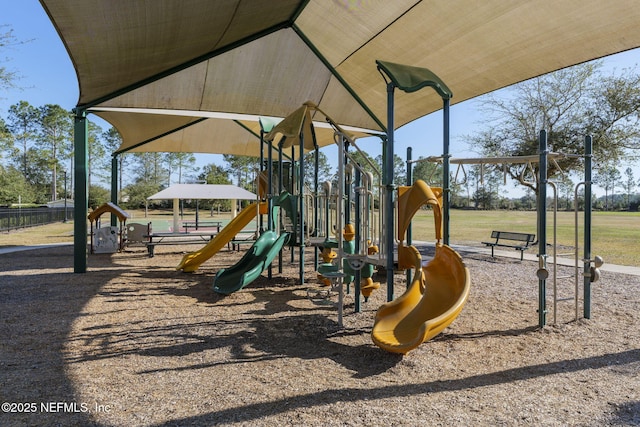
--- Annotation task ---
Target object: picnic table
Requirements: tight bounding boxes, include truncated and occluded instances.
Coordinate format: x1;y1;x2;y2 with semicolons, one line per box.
181;220;222;232
144;231;219;257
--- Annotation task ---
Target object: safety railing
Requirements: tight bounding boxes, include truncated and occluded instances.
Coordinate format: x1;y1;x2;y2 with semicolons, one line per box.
0;207;69;232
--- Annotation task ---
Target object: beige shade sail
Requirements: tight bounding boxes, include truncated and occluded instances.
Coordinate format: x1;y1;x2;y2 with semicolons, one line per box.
94;106;379;159
41;0;640;157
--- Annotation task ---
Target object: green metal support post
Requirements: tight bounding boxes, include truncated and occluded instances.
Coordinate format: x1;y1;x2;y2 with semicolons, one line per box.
584;135;593;318
291;146;296;265
443;98;451;246
110;155;118;227
354;167;362;312
314;144;319;270
259;129;265;233
260;118;275;279
73;108;88;273
384;80;396;302
537;130;548;327
406;146;413;287
299;129;305;287
278;143;284;273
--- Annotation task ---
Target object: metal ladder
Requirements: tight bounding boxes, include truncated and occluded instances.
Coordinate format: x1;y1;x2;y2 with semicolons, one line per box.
548;181;603;325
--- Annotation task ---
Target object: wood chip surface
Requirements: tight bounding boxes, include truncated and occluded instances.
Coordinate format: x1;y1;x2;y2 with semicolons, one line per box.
1;244;638;426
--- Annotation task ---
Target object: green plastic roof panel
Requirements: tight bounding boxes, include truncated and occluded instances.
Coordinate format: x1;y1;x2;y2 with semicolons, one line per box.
376;60;453;99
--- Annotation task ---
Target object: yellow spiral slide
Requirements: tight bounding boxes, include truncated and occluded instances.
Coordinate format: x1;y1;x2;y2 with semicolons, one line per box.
371;180;470;354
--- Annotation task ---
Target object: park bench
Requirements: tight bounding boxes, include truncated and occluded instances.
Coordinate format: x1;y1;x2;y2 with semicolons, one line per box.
482;231;536;261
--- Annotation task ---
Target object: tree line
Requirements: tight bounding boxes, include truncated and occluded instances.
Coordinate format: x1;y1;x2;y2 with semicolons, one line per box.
2;27;639;211
0;104;276;210
1;98;638;211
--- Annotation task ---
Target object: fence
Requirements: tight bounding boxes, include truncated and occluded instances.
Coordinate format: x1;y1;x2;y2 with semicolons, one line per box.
0;207;71;232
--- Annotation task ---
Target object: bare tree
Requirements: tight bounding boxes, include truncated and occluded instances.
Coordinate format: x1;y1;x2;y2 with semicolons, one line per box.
468;61;640;193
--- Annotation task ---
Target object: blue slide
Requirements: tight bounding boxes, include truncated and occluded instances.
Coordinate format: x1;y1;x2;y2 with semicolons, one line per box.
212;231;289;295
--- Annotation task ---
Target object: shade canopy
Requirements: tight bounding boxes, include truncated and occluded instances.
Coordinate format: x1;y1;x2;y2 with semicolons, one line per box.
147;184;257;201
41;0;640;157
101;106;377;159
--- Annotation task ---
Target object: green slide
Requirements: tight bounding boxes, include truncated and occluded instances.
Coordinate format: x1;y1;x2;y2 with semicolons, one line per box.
212;231;289;295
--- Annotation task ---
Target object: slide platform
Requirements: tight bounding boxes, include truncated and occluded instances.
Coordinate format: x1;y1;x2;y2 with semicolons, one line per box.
371;180;470;354
176;202;266;273
212;231;289;295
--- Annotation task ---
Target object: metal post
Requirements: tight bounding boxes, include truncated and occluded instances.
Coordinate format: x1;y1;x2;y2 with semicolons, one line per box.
354;167;362;313
538;130;548;327
406;146;413;244
336;134;346;324
344;139;351;226
259;129;265;233
267;140;273;229
406;146;413;287
73;108;88;273
299;131;305;287
385;81;396;302
278;143;284;273
291;146;296;265
259;118;275;232
443;98;451;246
110;156;118;227
584;135;593;319
195;201;199;229
63;171;68;223
314;145;319;270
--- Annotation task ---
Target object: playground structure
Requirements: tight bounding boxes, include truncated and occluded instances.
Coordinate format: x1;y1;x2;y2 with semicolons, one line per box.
254;103;387;325
408;133;603;327
307;122;386;323
123;59;601;353
88;202;130;254
222;63;475;350
376;60;602;346
166;62;472;351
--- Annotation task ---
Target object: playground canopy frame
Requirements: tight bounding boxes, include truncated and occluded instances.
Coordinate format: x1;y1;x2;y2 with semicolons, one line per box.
39;1;640;272
406;131;597;328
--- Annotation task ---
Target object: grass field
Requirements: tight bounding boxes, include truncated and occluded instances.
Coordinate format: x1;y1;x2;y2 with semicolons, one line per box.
411;209;640;267
1;209;638;267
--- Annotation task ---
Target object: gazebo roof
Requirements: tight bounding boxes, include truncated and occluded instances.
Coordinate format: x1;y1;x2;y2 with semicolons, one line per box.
147;184;257;200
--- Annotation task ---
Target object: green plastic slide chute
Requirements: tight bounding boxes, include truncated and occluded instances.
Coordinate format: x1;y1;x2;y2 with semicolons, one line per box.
212;230;289;295
211;191;293;295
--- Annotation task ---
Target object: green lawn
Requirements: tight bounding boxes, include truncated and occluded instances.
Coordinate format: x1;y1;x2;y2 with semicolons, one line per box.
2;209;638;267
411;209;640;267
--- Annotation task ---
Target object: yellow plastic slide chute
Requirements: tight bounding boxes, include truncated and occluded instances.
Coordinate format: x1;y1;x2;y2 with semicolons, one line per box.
176;202;267;273
371;180;470;354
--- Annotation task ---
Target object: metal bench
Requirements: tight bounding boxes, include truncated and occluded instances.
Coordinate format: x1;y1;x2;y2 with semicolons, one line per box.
482;231;536;261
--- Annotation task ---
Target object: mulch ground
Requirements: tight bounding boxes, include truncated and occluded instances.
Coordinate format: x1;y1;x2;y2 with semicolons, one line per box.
1;243;638;426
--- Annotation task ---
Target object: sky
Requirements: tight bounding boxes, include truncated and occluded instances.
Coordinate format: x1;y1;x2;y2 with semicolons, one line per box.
2;1;640;197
